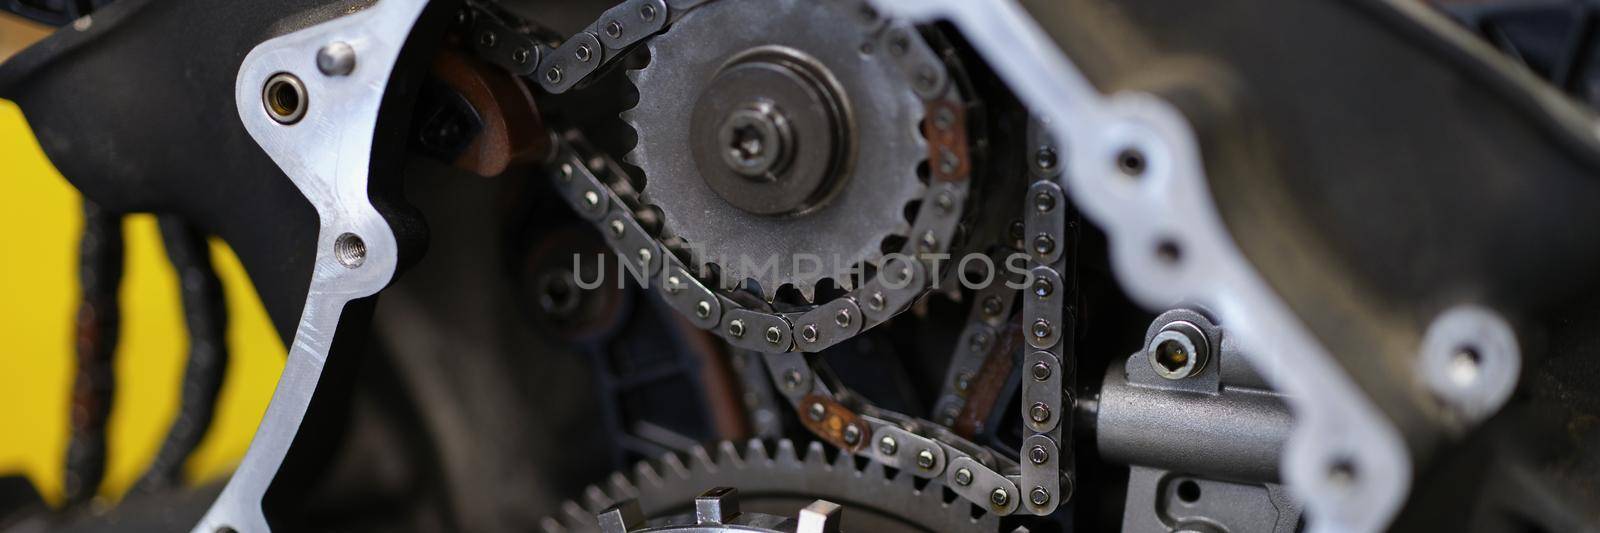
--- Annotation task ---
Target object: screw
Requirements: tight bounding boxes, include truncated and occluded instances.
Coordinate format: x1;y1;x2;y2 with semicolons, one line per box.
990;488;1010;508
916;449;936;469
609;219;626;237
316;41;356;76
1035;147;1058;171
1033;234;1056;256
842;424;861;445
1034;191;1056;213
1031;361;1052;381
1029;402;1051;423
867;292;886;311
800;324;819;343
1029;445;1049;465
605;20;624;39
878;436;898;455
783;369;803;390
1030;487;1050;506
512;48;530;64
764;326;782;345
728;319;745;338
575;43;593;62
1032;277;1054;299
807;402;826;422
981;296;1002;317
546;66;564;84
1032;319;1053;340
695;300;712;319
834;308;852;328
954;468;973;486
639;4;657;21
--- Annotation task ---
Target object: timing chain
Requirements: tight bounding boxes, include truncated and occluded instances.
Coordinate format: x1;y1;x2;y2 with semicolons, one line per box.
1019;116;1075;514
464;0;1071;517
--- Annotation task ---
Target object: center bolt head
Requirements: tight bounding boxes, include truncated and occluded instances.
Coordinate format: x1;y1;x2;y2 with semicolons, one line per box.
717;102;792;180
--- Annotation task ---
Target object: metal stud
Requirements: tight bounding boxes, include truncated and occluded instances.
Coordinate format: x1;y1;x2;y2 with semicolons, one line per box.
878;436;898;455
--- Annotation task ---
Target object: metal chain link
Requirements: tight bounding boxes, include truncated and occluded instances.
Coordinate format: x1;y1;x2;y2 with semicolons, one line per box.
1018;116;1074;514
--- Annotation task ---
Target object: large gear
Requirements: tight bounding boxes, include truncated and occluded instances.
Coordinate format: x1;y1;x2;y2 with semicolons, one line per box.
539;439;997;533
624;0;932;301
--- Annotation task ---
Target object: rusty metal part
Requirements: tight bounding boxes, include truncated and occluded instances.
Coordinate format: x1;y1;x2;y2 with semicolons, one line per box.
799;394;872;453
924;99;970;182
431;47;551;177
954;320;1021;438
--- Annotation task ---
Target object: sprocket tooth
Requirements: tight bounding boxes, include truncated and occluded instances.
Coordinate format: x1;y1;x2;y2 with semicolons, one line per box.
660;451;691;480
583;485;613;511
775;439;802;466
803;441;830;468
539;516;568;533
607;472;637;500
860;455;887;480
831;445;857;470
716;440;746;468
745;439;772;463
689;445;719;473
561;500;593;527
796;281;817;302
634;460;664;488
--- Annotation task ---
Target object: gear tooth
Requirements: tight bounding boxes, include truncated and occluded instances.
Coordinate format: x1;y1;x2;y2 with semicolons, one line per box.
539;516;568;533
803;441;830;467
832;445;856;470
660;451;691;479
689;445;718;472
583;485;612;510
760;281;781;302
797;281;817;302
608;472;637;500
635;460;664;488
775;439;802;465
745;439;772;463
561;500;593;526
860;455;886;479
717;440;745;466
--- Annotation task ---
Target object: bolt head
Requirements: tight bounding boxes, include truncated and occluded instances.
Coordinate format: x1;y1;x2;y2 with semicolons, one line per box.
695;300;712;319
877;436;898;455
1033;234;1056;256
316;41;356;76
1030;487;1050;506
955;372;972;392
783;369;803;389
915;449;936;469
800;324;819;343
867;292;886;311
1035;147;1058;171
981;296;1003;317
954;468;973;486
728;319;746;338
1031;319;1053;340
665;275;683;293
989;488;1010;507
546;66;564;84
582;190;600;208
605;20;624;39
574;43;593;62
807;402;826;422
479;31;498;48
1033;191;1056;213
1032;277;1054;299
1029;402;1051;423
639;4;657;21
834;308;852;328
512;48;530;64
1029;445;1049;465
764;326;783;344
609;219;626;238
1031;361;1052;381
842;424;861;445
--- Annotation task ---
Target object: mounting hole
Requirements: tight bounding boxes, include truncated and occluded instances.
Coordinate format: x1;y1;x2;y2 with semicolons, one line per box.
1327;457;1359;490
1116;147;1147;177
215;527;238;533
1155;238;1183;266
1449;345;1482;387
262;72;308;125
334;233;366;268
1175;479;1201;503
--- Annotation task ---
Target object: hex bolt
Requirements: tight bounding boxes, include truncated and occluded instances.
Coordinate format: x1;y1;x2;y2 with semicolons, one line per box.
989;488;1010;508
842;424;861;446
954;468;973;486
764;326;783;345
807;402;826;422
1031;361;1052;381
1029;445;1049;465
1032;277;1054;299
1033;191;1056;213
878;436;898;456
316;41;356;76
800;324;819;343
1033;234;1056;256
695;300;712;319
834;308;852;328
1029;402;1051;424
783;369;803;390
1031;319;1053;340
728;319;746;338
1030;487;1050;506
